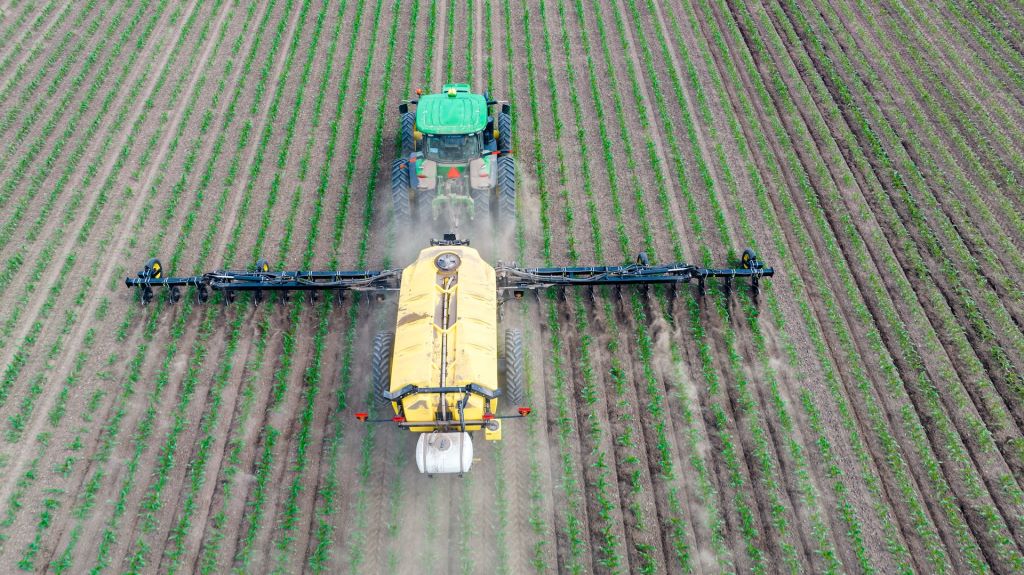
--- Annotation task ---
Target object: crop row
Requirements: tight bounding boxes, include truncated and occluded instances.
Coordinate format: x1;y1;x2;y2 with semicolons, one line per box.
694;0;883;569
0;1;70;111
737;0;1015;564
575;0;717;571
86;4;249;570
48;2;270;570
777;1;1024;568
325;1;407;570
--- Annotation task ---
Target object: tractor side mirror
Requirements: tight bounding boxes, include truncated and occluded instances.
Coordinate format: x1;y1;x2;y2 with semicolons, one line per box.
501;103;511;115
398;102;408;114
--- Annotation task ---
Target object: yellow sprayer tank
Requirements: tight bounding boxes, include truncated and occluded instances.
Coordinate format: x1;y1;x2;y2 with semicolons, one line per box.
388;243;502;474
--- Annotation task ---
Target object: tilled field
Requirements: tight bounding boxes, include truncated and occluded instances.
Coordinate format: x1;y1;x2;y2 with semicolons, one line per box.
0;0;1023;573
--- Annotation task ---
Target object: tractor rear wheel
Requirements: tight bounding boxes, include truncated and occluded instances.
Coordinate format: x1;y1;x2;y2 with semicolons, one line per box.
391;158;412;228
497;155;516;225
497;112;512;151
416;189;435;222
470;187;490;223
400;111;416;157
372;331;395;407
504;328;524;406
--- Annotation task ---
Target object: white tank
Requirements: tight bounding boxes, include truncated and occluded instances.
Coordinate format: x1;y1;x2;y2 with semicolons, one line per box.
416;432;473;474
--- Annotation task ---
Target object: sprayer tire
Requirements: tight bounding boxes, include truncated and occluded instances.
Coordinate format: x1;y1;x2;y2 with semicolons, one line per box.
504;328;524;406
372;331;395;407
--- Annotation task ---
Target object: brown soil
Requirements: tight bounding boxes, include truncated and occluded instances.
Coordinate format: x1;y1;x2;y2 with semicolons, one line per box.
1;0;1023;573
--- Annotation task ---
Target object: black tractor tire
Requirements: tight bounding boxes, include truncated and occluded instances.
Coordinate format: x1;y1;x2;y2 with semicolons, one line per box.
497;155;516;224
400;111;417;157
416;189;436;222
391;158;412;228
504;328;524;406
470;187;490;222
497;112;512;151
372;331;395;407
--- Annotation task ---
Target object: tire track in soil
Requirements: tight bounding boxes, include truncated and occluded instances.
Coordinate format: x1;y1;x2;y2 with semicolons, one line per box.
783;0;1024;561
585;0;774;568
723;3;941;570
743;2;990;570
651;0;827;569
242;0;400;569
0;0;161;364
24;4;256;564
0;0;210;504
433;0;447;85
0;0;139;199
57;0;292;564
0;1;72;98
701;1;898;569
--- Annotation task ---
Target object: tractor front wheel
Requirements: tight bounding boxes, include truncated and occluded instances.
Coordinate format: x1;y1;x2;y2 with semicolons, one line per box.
504;328;524;406
391;158;412;228
497;156;516;225
372;331;395;407
400;112;417;157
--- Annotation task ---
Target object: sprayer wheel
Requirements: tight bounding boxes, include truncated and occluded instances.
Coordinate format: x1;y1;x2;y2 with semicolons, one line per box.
372;331;395;407
741;248;756;269
144;257;162;279
504;328;524;406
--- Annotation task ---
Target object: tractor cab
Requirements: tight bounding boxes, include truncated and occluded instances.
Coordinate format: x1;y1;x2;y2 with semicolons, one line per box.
422;131;484;163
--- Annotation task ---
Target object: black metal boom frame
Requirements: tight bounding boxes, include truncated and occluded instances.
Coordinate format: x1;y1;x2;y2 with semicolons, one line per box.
126;239;773;305
496;250;773;297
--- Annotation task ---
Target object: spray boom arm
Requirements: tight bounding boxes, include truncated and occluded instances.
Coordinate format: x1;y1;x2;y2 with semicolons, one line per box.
126;247;772;305
496;249;773;295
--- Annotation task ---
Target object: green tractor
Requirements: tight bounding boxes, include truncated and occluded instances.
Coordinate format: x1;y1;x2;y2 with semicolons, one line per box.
391;84;515;231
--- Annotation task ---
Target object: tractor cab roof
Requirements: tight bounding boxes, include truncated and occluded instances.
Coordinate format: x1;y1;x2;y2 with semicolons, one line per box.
415;84;488;135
